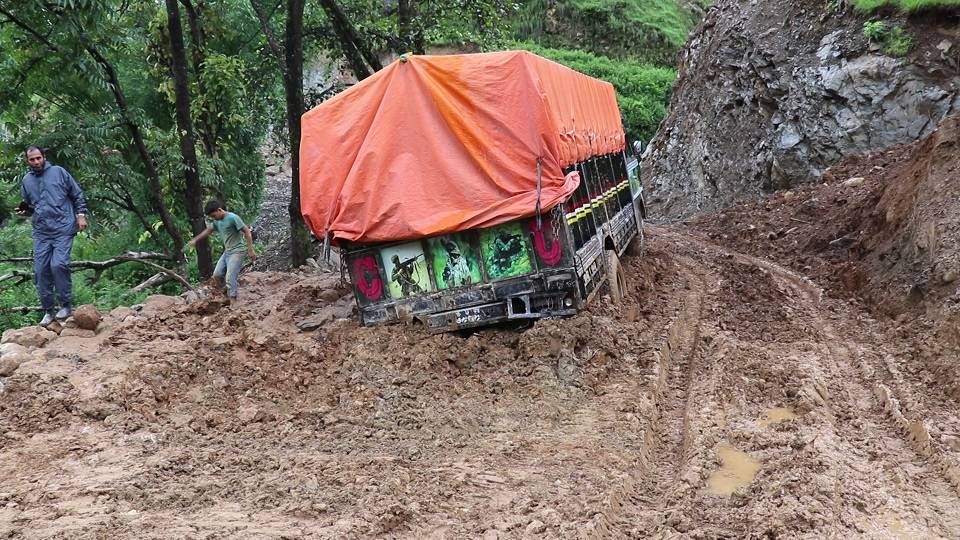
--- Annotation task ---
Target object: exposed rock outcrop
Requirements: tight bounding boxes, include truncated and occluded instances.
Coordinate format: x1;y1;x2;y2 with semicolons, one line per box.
643;0;960;217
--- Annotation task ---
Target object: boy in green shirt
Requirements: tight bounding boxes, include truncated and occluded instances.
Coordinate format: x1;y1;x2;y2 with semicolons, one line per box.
186;200;256;300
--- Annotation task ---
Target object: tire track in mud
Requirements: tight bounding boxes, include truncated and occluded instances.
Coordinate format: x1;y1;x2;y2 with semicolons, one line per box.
584;227;960;538
583;254;710;539
691;232;960;534
738;248;960;497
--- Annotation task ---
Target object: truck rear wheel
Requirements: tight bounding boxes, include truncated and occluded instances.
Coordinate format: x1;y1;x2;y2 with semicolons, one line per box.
606;249;628;303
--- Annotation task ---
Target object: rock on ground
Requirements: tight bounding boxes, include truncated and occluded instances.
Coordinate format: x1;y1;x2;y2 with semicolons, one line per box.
0;352;31;376
72;304;101;331
109;306;134;322
1;326;57;348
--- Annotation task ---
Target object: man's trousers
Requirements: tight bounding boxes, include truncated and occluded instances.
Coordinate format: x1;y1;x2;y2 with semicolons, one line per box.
33;234;75;313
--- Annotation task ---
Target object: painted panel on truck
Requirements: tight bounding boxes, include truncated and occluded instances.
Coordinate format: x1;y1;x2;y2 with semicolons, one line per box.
526;216;566;268
349;252;388;306
428;234;483;290
382;242;433;299
479;223;532;280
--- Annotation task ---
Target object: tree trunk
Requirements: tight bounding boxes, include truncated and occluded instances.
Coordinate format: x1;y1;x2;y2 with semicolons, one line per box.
250;0;286;74
84;44;185;260
166;0;213;278
316;0;382;79
180;0;216;154
285;0;311;268
397;0;412;53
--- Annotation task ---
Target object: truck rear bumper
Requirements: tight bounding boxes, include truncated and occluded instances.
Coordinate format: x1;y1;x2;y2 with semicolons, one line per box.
424;291;577;332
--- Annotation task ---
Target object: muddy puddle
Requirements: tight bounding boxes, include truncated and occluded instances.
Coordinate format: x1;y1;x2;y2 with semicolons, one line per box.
707;443;761;496
758;407;796;428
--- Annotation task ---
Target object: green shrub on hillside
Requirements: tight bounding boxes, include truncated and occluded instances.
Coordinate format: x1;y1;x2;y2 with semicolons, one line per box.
854;0;960;10
862;20;914;56
516;44;676;142
883;26;914;56
512;0;707;66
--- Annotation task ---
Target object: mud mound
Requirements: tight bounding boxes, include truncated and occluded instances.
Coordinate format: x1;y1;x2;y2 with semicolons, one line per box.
691;113;960;315
2;229;960;537
0;250;681;537
689;113;960;444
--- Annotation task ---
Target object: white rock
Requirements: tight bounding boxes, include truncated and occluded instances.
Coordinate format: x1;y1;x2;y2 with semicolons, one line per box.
842;177;865;187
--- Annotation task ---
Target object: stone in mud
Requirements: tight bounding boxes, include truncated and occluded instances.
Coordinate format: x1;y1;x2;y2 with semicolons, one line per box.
297;308;335;331
237;405;275;424
141;295;181;316
842;177;865;187
296;301;353;331
109;306;134;321
206;336;238;350
319;288;341;302
0;352;31;376
1;326;57;348
525;520;546;534
95;320;113;335
194;297;229;316
72;304;101;330
0;343;27;357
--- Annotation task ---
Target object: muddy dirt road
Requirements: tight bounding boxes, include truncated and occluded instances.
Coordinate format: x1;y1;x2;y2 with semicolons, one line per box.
1;224;959;538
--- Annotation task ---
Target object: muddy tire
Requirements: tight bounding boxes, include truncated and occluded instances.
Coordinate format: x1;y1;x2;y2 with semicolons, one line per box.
606;249;628;303
627;219;646;257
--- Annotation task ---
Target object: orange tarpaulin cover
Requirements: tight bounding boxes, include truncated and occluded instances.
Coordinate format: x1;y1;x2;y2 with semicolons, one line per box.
300;50;625;245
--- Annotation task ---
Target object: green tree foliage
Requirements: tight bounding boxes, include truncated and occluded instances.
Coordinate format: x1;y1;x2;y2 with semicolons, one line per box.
516;44;676;143
0;1;272;244
0;0;278;331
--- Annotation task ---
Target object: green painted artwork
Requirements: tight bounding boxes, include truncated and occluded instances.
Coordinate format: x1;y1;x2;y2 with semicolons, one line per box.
479;223;532;280
629;167;641;200
428;234;482;290
381;242;433;299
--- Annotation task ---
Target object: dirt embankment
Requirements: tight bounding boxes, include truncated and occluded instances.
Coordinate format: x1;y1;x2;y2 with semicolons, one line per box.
689;113;960;408
691;113;960;314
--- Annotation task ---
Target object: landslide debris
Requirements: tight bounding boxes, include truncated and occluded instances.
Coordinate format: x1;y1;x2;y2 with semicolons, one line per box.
3;119;960;537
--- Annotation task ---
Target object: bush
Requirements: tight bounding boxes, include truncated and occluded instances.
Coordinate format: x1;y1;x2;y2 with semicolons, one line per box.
0;221;171;333
514;43;677;143
862;20;886;42
884;26;914;56
511;0;708;66
862;20;914;56
854;0;960;11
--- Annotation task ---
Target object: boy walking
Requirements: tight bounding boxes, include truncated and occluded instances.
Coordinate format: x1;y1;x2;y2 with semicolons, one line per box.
186;200;256;300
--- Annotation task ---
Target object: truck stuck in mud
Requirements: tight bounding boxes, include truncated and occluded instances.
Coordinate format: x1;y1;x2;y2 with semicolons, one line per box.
299;51;644;331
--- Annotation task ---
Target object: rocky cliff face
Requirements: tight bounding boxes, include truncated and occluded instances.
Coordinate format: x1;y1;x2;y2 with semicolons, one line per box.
642;0;960;218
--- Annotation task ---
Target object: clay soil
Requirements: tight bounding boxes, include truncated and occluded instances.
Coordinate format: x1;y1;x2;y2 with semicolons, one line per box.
3;121;960;537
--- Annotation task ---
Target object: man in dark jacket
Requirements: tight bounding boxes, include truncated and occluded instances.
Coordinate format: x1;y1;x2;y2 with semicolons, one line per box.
16;146;88;327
